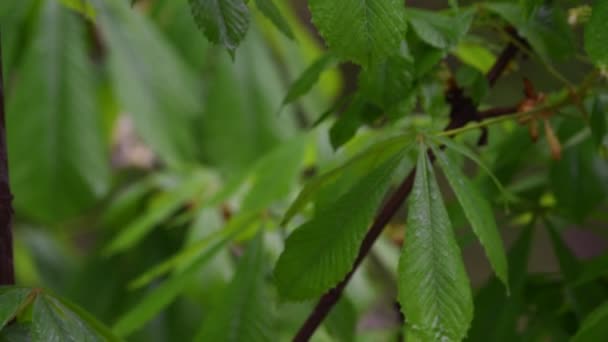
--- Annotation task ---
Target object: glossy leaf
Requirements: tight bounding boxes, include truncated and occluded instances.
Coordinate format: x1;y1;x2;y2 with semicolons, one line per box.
308;0;407;66
398;143;473;341
431;144;509;290
254;0;294;40
188;0;250;57
585;0;608;66
92;0;200;167
274;152;404;300
195;234;273;341
7;0;109;222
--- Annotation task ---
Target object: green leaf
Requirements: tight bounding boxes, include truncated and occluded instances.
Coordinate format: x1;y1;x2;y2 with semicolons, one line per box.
406;8;474;49
466;224;534;342
0;287;31;328
254;0;294;40
92;0;200;167
545;220;606;319
274;152;404;300
454;42;496;73
398;143;473;341
358;56;415;112
195;234;274;341
242;135;308;212
590;98;607;147
573;253;608;287
58;0;95;19
431;144;509;291
484;3;574;62
32;293;119;342
104;171;213;256
7;0;109;223
282;135;412;226
572;301;608;342
188;0;250;57
308;0;407;66
282;53;336;106
113;215;260;336
324;296;357;342
585;0;608;66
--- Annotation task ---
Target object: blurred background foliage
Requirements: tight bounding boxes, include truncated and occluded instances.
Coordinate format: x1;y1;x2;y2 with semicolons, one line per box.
0;0;607;341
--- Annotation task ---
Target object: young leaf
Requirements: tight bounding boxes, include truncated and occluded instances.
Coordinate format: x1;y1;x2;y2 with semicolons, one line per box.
254;0;294;40
281;53;336;107
274;152;405;300
308;0;407;66
7;0;109;223
430;144;509;290
188;0;250;57
0;287;31;328
585;0;608;66
195;234;274;342
572;301;608;342
398;143;473;341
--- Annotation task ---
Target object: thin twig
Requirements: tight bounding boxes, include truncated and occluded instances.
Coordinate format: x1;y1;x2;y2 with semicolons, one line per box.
293;35;524;341
0;32;15;285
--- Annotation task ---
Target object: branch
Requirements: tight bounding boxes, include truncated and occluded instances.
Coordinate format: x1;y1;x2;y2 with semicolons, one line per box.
293;37;523;342
0;32;15;285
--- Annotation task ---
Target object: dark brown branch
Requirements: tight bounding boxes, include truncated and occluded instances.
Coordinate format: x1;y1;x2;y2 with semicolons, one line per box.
0;33;15;286
293;37;522;341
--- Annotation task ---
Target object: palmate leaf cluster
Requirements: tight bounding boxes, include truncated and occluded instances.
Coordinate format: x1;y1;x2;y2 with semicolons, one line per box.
0;0;607;341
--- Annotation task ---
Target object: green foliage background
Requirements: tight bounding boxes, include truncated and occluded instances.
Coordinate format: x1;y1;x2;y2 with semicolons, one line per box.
0;0;607;341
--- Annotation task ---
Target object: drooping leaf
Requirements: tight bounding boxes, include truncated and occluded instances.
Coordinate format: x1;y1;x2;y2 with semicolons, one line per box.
572;301;608;342
282;53;337;107
103;171;214;256
7;0;110;223
398;143;473;341
254;0;294;40
430;144;509;290
585;0;608;66
308;0;407;66
0;287;31;328
188;0;249;57
92;0;201;167
406;8;475;49
466;223;534;342
195;234;274;342
274;152;405;300
324;296;357;342
282;134;412;226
